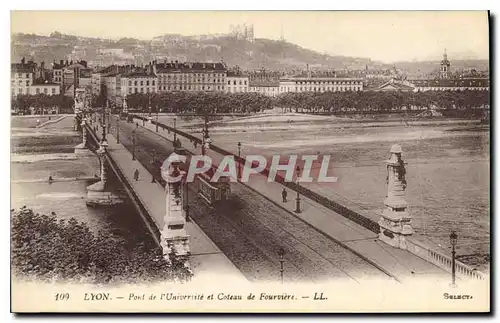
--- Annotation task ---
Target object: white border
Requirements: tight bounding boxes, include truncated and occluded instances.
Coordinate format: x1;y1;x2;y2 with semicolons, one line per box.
2;1;498;322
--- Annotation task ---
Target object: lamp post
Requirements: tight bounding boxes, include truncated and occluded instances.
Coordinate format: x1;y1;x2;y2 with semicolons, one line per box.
201;115;211;156
295;165;301;213
132;129;136;161
116;116;120;144
102;124;107;143
237;141;242;180
450;231;458;287
278;248;285;284
156;106;159;132
148;93;152;117
184;174;190;222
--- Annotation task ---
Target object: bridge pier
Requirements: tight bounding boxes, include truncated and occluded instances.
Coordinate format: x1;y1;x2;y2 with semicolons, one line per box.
160;152;191;271
378;144;413;249
86;139;123;207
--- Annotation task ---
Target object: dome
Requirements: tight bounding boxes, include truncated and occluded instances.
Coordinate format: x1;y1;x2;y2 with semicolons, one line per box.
390;144;403;154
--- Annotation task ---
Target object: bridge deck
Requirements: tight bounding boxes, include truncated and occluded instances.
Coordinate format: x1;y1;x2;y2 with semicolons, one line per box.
136;118;450;284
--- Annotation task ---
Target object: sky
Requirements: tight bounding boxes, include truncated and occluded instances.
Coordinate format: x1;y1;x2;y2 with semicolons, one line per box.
10;11;490;63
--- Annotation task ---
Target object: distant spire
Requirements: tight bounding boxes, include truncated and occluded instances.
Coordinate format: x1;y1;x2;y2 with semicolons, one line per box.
444;48;448;61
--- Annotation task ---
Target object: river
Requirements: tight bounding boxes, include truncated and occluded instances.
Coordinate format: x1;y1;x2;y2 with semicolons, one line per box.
10;116;152;248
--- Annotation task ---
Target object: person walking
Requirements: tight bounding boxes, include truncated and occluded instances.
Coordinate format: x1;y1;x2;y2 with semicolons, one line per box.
134;169;139;181
282;188;288;203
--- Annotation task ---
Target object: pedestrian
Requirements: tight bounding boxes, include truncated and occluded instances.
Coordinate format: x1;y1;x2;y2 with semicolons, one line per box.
134;169;139;181
194;141;197;148
136;122;139;128
151;174;155;183
48;176;53;184
282;188;287;203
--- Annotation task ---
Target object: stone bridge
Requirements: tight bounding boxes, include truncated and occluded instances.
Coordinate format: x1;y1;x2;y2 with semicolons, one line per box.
71;113;487;284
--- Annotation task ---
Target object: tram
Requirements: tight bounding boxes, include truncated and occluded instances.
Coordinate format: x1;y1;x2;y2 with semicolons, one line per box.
163;148;231;206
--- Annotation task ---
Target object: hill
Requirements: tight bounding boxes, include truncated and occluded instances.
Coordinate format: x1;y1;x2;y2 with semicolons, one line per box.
11;32;488;74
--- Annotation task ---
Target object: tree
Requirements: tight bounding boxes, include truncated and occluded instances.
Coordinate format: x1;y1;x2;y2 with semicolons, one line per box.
11;207;192;284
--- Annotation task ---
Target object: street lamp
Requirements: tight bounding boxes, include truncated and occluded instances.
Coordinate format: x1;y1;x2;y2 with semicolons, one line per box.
237;142;242;180
116;116;120;144
295;165;301;213
148;93;152;117
278;248;285;284
132;129;136;161
450;231;458;287
102;124;107;143
184;174;190;222
173;117;177;144
201;115;210;156
156;106;159;132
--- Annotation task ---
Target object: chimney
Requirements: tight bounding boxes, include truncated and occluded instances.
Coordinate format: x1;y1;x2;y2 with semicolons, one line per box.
21;57;25;65
60;60;64;66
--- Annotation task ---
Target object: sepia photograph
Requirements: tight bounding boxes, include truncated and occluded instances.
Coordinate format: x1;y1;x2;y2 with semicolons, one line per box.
8;10;490;313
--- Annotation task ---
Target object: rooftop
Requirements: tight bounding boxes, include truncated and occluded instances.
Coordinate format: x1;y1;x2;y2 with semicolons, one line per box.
411;78;489;88
249;80;280;87
156;62;227;73
122;71;157;78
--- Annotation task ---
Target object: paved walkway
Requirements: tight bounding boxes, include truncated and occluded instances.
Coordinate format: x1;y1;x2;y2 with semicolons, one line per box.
91;122;247;284
137;118;449;283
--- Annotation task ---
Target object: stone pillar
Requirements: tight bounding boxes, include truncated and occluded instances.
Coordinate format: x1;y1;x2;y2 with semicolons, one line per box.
378;144;413;249
86;140;122;207
74;118;91;155
160;153;191;270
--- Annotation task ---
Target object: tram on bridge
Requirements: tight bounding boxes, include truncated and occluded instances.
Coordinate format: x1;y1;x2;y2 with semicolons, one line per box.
165;149;231;206
194;167;231;205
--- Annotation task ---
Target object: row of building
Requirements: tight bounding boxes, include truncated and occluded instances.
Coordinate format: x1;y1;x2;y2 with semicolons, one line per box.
11;50;490;110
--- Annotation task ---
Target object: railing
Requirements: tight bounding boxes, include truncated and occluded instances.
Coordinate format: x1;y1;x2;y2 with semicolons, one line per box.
406;238;486;281
133;114;381;233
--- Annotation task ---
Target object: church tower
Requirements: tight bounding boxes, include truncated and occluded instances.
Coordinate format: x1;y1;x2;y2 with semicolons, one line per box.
440;49;451;78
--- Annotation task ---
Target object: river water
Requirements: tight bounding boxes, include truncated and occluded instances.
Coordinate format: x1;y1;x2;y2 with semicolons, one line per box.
10;116;151;248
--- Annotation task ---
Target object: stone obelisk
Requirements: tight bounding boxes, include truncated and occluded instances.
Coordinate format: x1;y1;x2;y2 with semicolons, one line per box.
378;144;413;249
160;152;191;269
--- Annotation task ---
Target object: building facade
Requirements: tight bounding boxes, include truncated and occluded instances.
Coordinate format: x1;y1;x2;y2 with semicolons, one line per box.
226;73;249;93
248;80;280;97
120;71;158;97
411;78;489;92
278;77;364;93
11;59;36;96
154;61;227;92
29;82;61;96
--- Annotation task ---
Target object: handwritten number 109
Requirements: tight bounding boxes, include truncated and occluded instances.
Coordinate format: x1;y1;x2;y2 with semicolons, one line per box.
55;293;70;301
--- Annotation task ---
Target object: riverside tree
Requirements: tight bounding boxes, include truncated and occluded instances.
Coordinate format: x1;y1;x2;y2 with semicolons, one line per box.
11;207;192;284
